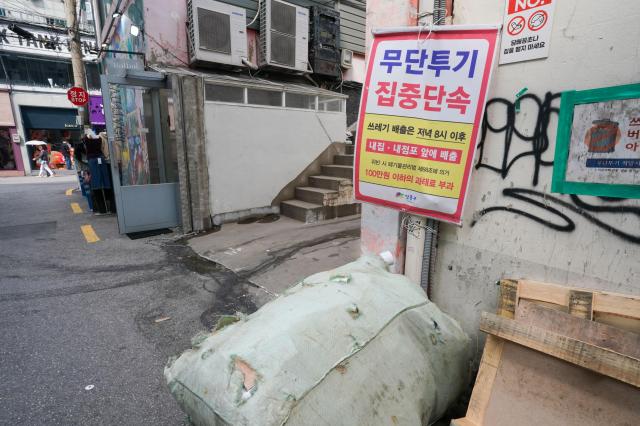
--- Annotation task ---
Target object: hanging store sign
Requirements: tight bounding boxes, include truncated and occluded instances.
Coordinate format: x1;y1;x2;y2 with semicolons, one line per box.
552;83;640;199
89;95;106;125
0;24;98;61
499;0;557;64
354;26;499;224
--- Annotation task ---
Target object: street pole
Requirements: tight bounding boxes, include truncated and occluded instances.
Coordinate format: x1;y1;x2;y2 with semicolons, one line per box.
64;0;89;126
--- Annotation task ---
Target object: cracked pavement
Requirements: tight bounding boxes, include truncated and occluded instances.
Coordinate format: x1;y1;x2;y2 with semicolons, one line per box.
0;177;261;425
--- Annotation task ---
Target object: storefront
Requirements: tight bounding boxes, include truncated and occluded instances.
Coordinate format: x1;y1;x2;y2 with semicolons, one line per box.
0;91;22;176
20;106;82;170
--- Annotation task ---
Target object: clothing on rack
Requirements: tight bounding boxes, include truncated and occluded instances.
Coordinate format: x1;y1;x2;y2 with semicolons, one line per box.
88;158;112;190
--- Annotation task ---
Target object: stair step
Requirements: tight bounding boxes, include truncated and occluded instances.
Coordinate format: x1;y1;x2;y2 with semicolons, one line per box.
281;199;324;223
281;199;362;223
345;144;355;155
321;164;353;179
334;154;354;166
296;186;338;205
309;175;352;190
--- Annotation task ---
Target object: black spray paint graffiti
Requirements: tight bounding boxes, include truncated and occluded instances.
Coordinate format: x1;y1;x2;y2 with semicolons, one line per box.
471;93;640;244
476;92;561;186
471;188;640;244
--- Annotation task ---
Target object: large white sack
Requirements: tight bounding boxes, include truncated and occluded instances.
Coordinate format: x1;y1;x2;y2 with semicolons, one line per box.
165;256;471;425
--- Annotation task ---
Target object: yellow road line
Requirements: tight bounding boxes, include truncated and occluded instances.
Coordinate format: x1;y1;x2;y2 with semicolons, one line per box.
70;202;83;214
81;225;100;243
65;188;73;196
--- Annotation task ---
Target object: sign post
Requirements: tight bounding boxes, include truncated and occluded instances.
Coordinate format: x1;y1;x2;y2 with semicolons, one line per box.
499;0;557;64
354;26;499;224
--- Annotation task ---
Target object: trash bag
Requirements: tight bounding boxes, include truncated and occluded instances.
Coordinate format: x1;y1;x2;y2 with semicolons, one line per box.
165;256;471;425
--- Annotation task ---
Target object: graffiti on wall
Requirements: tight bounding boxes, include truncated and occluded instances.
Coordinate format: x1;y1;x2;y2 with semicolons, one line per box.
471;92;640;244
476;92;560;186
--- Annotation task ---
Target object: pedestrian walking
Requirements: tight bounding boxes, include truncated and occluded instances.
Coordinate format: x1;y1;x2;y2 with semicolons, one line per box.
61;139;73;170
37;146;55;178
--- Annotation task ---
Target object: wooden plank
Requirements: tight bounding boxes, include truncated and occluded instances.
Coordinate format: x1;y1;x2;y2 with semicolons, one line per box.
459;335;504;425
593;292;640;320
484;342;640;426
516;300;640;359
568;290;593;319
593;292;640;333
497;279;517;319
517;279;570;308
593;313;640;335
480;312;640;388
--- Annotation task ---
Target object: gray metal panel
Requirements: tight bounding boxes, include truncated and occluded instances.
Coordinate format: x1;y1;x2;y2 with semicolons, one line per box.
120;184;180;231
101;72;181;234
338;2;365;53
340;39;363;54
197;8;232;53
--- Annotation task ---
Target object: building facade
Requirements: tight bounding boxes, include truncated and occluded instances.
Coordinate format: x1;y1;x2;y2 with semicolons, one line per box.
0;0;101;175
95;0;366;234
361;0;640;361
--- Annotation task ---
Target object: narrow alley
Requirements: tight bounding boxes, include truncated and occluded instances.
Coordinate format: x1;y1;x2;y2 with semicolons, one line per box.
0;177;258;424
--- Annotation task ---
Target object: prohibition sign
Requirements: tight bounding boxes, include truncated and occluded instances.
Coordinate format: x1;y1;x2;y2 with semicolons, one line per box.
507;15;525;36
528;10;548;31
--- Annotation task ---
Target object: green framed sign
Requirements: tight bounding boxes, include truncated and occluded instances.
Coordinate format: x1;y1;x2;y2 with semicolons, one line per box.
552;83;640;199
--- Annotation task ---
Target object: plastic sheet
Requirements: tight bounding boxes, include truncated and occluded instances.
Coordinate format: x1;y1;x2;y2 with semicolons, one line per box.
165;256;471;425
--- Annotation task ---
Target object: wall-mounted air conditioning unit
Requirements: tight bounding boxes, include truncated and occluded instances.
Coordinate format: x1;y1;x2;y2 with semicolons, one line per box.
259;0;309;72
187;0;247;67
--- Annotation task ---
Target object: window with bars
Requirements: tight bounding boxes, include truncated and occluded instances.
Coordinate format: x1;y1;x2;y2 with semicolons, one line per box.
204;82;343;113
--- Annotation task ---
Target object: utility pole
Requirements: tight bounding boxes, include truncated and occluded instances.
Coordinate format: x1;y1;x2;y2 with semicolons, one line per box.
64;0;89;125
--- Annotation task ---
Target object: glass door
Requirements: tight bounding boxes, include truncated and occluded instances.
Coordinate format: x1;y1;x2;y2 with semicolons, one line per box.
102;71;180;234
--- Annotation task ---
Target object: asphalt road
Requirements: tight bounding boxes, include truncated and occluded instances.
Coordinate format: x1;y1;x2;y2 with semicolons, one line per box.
0;176;258;425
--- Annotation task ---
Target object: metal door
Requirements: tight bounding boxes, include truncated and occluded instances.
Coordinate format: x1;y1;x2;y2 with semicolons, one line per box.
101;70;180;234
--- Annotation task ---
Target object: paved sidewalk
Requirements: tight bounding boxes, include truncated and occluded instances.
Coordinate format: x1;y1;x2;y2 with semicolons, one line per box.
0;175;77;185
189;215;361;304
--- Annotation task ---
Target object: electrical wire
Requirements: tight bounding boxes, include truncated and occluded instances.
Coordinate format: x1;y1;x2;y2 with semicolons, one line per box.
246;0;262;28
144;31;191;68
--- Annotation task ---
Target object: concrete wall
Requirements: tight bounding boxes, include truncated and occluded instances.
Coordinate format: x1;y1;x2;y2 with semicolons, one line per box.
204;103;346;215
144;0;189;66
431;0;640;351
359;0;419;273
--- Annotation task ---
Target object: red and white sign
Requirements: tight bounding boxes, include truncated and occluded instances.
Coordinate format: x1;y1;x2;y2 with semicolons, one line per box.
67;86;89;106
354;26;499;224
500;0;557;64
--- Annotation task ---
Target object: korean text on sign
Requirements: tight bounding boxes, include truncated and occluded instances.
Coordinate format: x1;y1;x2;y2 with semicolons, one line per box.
354;27;499;224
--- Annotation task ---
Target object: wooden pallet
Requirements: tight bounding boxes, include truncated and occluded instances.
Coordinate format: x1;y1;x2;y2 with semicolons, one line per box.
452;279;640;426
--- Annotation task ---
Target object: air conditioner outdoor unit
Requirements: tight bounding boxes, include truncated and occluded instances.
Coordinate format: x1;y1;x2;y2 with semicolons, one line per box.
259;0;309;72
187;0;247;67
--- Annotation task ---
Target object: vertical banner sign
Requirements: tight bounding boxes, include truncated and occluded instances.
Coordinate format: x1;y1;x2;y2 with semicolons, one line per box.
500;0;557;64
354;26;499;224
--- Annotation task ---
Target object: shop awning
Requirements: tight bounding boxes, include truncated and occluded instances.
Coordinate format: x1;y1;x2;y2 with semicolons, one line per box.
20;106;80;130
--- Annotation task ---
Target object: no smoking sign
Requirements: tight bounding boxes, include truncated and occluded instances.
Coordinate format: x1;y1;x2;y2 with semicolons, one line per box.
507;16;525;36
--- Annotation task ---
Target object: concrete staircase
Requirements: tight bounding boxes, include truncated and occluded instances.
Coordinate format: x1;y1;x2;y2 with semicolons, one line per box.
281;144;361;223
